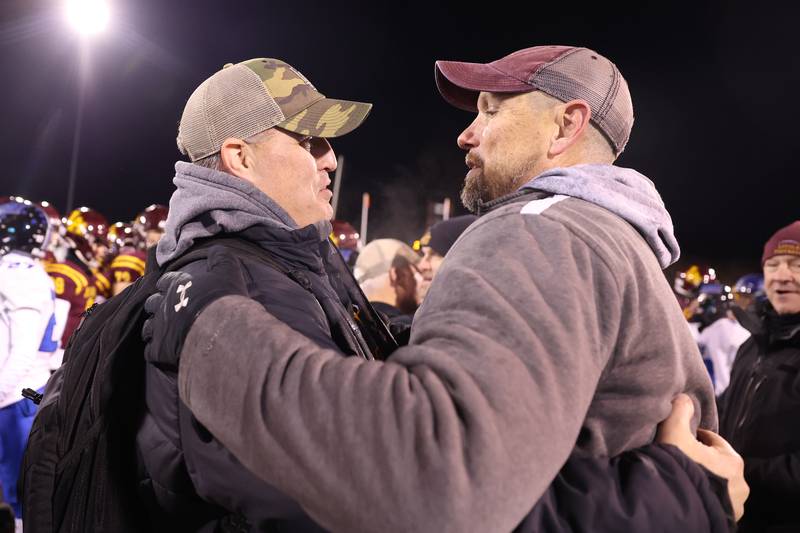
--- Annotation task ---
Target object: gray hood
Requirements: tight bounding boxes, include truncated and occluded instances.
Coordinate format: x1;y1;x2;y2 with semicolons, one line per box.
156;162;330;265
521;164;680;268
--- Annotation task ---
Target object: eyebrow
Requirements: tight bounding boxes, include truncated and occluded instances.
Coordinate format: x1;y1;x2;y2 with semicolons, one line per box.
477;93;498;110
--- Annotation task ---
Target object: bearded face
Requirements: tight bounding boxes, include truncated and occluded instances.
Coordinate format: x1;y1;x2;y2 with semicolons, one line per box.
457;91;556;212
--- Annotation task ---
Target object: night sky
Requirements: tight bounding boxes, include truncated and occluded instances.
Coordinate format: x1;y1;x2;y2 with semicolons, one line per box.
2;0;798;281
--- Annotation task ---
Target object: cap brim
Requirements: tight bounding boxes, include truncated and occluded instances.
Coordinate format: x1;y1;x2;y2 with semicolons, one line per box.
278;97;372;138
435;60;534;112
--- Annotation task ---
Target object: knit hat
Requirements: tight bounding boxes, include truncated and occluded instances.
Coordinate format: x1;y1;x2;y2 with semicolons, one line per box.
762;221;800;265
422;215;477;257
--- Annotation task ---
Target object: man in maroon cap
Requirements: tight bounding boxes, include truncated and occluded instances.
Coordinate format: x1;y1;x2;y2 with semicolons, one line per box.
144;46;747;531
719;221;800;532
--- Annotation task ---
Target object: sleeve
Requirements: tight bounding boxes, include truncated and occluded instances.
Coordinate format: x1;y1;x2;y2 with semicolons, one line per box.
45;264;87;346
176;212;623;533
516;444;734;533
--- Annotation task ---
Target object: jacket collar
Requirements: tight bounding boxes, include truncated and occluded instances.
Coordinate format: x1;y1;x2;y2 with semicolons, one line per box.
734;303;800;347
475;189;552;216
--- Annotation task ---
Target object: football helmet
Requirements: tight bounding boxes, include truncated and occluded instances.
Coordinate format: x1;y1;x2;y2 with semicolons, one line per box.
0;198;51;257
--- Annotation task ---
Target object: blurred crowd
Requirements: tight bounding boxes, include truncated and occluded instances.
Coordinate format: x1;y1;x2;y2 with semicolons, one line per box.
0;196;167;532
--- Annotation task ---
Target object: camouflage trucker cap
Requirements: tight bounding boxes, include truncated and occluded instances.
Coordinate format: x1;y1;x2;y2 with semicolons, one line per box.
177;58;373;161
435;46;633;154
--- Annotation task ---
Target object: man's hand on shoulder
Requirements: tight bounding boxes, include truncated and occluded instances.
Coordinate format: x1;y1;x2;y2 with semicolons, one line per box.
657;393;749;522
142;246;251;369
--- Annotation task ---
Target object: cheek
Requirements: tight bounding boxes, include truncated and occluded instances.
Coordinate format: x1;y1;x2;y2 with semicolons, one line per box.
481;123;495;152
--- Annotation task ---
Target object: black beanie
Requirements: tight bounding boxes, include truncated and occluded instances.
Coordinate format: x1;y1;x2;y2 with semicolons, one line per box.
428;215;477;256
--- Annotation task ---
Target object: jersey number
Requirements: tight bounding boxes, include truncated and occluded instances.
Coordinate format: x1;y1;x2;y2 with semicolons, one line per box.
53;277;65;295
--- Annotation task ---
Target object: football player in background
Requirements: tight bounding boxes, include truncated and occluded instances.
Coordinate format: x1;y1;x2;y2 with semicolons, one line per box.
46;207;108;347
133;204;168;249
107;221;147;296
35;201;70;370
0;199;59;526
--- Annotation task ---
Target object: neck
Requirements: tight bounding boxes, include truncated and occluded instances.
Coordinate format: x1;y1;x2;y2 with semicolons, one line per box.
363;284;397;307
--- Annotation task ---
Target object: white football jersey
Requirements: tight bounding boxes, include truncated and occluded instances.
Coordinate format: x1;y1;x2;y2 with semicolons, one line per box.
697;315;751;396
0;251;58;408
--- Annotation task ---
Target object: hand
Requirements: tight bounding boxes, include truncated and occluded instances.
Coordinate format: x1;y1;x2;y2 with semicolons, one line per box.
656;394;749;521
141;270;193;368
141;246;251;368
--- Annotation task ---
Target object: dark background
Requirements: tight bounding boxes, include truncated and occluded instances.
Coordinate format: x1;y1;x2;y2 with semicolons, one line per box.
2;0;798;282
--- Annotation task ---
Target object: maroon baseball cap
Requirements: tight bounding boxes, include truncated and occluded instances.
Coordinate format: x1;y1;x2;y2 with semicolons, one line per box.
435;45;634;154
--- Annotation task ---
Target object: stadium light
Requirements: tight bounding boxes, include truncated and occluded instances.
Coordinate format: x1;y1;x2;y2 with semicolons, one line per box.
63;0;110;210
66;0;110;36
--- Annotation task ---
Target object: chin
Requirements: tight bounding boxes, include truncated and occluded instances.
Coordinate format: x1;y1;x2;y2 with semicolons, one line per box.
772;298;800;315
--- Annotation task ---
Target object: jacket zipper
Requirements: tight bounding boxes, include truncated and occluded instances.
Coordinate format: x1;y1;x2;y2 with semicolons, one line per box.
735;355;764;430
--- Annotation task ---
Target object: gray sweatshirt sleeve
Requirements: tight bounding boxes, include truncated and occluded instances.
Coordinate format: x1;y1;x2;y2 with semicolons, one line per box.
178;211;623;533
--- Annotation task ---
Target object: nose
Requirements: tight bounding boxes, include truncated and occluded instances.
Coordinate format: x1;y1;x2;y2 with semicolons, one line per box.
773;262;794;281
457;116;481;150
314;138;337;172
418;256;430;273
418;250;433;274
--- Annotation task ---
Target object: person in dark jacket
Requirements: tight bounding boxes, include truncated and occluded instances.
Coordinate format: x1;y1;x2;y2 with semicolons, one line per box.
135;57;377;531
719;220;800;533
417;215;477;303
355;238;422;319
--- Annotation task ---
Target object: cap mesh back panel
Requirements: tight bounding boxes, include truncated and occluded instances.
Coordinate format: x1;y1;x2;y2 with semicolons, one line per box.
177;80;214;160
204;66;285;152
178;65;285;161
531;49;633;153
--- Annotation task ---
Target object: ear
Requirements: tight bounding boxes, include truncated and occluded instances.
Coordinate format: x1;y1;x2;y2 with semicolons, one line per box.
219;137;254;179
388;267;398;286
549;100;591;157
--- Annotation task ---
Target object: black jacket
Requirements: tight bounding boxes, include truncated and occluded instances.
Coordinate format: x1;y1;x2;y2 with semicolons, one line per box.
519;444;733;533
137;224;372;532
719;304;800;532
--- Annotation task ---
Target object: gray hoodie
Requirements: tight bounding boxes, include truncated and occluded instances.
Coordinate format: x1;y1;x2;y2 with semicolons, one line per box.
157;162;330;266
523;164;680;268
176;164;716;533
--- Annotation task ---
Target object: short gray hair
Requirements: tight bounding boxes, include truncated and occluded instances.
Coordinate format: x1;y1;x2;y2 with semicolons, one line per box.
190;129;277;170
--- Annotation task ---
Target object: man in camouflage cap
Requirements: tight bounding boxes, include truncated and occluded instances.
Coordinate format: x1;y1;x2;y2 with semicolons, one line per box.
135;58;379;531
171;58;371;230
